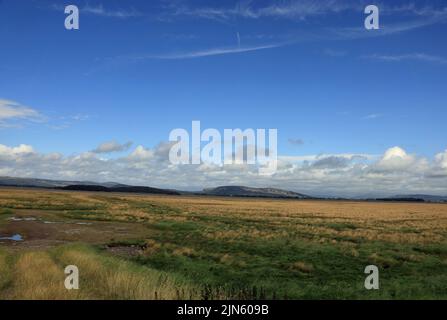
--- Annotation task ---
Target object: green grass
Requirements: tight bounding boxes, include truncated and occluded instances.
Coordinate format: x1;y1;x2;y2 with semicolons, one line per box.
325;222;358;231
1;190;446;299
63;210;113;221
126;217;447;299
0;208;14;215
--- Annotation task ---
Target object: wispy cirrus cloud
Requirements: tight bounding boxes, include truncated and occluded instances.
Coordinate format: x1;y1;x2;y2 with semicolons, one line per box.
51;3;142;18
382;2;447;18
165;0;447;23
0;99;45;128
0;99;90;130
288;138;304;146
365;53;447;65
363;113;383;120
166;0;364;21
82;4;142;18
84;1;447;66
133;43;285;60
165;0;447;44
48;114;92;130
144;1;447;63
331;16;447;40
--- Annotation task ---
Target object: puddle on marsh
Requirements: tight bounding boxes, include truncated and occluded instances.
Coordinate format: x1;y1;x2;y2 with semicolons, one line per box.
0;234;23;241
8;217;37;222
8;216;92;226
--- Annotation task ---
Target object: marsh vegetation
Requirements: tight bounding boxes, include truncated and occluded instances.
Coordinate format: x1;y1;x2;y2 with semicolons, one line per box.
0;188;446;299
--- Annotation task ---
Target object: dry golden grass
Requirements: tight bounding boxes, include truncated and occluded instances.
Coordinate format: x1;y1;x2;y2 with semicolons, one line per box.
1;187;446;246
55;248;196;300
6;252;80;300
0;246;198;300
156;196;447;245
1;187;446;299
290;261;314;273
0;250;11;290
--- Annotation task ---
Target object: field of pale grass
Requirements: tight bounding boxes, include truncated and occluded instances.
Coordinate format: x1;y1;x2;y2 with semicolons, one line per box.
0;188;446;299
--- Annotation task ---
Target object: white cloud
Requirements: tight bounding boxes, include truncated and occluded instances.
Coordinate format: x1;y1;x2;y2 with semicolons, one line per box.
167;0;447;26
364;113;383;120
0;99;44;127
279;153;376;163
69;114;90;121
82;4;142;18
245;0;360;19
430;149;447;178
1;143;446;197
435;150;447;169
382;146;408;160
128;145;154;160
0;144;34;158
99;2;446;65
92;141;133;154
169;0;363;21
51;3;141;19
328;4;447;40
383;3;447;18
143;43;284;60
374;146;427;172
365;53;447;65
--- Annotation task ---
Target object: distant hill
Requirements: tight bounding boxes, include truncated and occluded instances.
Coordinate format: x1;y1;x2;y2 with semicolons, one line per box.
382;194;447;203
202;186;311;199
0;176;125;188
0;177;312;199
372;194;447;203
57;185;180;195
0;176;179;195
375;197;426;203
3;176;445;202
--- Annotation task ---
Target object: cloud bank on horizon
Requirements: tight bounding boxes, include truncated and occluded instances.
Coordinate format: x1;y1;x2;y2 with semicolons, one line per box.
0;142;446;197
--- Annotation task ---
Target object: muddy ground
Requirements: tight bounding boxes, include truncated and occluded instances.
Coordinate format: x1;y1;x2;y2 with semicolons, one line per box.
0;209;151;250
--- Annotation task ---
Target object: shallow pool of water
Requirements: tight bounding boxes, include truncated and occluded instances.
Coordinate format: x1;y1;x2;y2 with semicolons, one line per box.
8;217;37;221
8;216;92;226
0;234;23;241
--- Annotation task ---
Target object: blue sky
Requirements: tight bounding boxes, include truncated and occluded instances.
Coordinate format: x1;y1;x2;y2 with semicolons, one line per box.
0;0;446;196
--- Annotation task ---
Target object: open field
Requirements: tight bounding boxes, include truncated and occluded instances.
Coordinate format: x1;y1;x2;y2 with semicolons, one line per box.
0;187;446;300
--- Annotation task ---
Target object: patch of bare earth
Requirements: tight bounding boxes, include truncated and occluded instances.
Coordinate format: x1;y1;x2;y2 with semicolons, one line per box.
0;211;151;250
